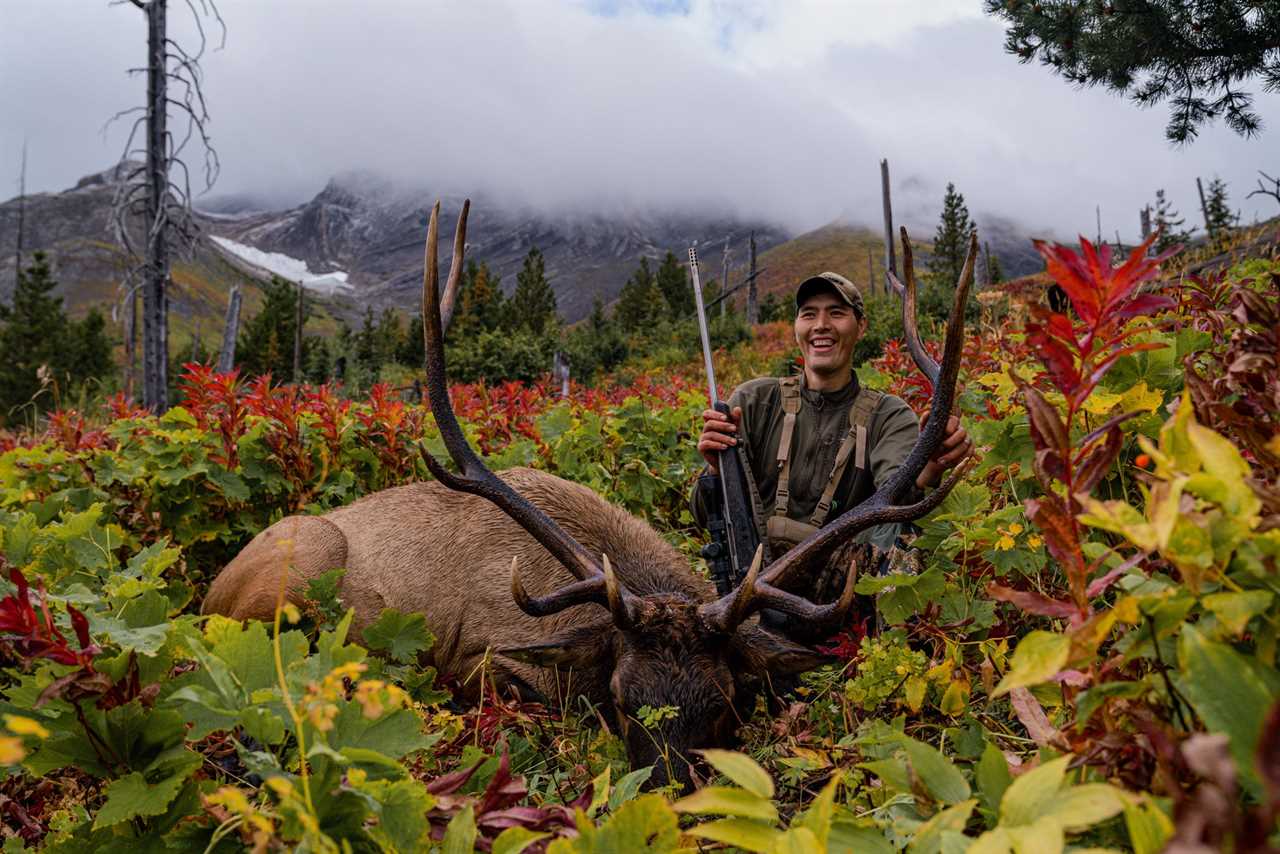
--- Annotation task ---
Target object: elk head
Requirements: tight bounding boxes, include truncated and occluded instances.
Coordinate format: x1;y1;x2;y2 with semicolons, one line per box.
417;202;974;789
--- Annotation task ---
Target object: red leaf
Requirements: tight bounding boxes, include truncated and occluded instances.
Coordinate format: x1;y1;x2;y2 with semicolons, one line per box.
987;583;1078;619
1074;427;1124;495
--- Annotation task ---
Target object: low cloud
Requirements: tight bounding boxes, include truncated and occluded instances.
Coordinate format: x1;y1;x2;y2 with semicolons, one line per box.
2;1;1277;240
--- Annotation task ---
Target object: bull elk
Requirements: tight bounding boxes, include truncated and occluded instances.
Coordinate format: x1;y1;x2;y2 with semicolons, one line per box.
204;201;975;789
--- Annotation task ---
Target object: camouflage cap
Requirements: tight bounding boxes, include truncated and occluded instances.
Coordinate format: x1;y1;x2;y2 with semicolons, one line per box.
795;272;865;318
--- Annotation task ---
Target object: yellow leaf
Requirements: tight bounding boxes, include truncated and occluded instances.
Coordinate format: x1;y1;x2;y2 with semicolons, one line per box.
0;737;26;765
1118;381;1164;414
940;680;970;717
1081;389;1124;415
904;675;928;713
4;715;49;739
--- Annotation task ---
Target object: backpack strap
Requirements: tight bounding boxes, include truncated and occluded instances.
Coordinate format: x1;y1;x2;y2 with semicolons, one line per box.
772;376;802;519
809;387;885;527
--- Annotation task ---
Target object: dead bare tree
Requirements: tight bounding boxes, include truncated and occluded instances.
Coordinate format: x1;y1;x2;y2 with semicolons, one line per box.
746;231;758;325
216;283;241;373
109;0;225;412
880;158;896;296
292;280;304;383
1248;170;1280;211
12;140;27;293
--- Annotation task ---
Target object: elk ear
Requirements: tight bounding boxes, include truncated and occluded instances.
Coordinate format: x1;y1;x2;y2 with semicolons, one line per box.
731;625;831;676
498;623;614;669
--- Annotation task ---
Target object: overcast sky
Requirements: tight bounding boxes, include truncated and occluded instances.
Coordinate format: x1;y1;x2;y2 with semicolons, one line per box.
2;0;1278;240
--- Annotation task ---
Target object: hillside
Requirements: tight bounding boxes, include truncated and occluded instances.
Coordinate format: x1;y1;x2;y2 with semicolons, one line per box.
747;218;1045;305
0;167;345;355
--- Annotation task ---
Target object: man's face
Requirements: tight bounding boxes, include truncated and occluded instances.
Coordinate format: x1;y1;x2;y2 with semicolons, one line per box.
794;291;865;378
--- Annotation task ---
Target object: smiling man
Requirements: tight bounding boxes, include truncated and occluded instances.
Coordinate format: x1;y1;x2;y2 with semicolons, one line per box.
692;271;972;566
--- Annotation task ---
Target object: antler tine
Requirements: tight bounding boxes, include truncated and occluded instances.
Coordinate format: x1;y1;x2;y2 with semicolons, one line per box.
756;232;978;593
701;546;859;635
510;556;608;616
508;554;639;629
885;227;940;387
698;544;763;633
419;200;603;583
438;199;469;333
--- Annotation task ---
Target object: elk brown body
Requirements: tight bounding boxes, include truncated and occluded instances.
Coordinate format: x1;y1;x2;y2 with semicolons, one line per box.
204;200;975;790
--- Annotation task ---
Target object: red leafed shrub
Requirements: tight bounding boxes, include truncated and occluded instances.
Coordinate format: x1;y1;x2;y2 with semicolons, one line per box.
178;363;249;468
0;568;98;669
993;234;1176;619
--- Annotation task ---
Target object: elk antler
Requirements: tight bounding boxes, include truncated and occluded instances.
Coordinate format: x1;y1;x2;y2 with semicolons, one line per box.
884;226;976;386
418;201;641;625
700;230;978;633
699;545;857;636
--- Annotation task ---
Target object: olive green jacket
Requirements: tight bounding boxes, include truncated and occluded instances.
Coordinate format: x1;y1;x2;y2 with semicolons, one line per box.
691;373;923;551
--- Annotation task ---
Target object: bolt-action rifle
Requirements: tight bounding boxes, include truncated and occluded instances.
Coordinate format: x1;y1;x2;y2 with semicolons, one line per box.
688;244;762;596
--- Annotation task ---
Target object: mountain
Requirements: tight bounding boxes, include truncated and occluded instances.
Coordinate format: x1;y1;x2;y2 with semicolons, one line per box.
206;171;791;323
1;165;1049;347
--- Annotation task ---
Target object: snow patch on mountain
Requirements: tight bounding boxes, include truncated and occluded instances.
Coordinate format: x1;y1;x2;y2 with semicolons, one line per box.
210;236;353;295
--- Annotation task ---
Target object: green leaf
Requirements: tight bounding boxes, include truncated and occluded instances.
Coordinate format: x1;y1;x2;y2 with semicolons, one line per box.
608;766;653;812
999;755;1069;827
828;821;895;854
899;736;971;804
442;804;476;854
93;747;201;829
1045;783;1126;832
698;749;774;799
1177;624;1278;797
794;773;839;847
859;757;911;794
908;799;976;854
548;795;679;853
993;631;1070;697
672;785;779;823
976;742;1012;815
362;608;435;663
493;827;551;854
687;818;781;853
1123;798;1174;854
1202;590;1273;638
769;826;821;854
361;778;434;853
1005;815;1064;854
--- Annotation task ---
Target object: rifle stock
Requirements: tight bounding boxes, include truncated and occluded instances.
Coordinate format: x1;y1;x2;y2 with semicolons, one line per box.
689;244;761;592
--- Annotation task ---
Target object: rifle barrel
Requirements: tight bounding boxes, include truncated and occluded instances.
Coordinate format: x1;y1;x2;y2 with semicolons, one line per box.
688;245;719;406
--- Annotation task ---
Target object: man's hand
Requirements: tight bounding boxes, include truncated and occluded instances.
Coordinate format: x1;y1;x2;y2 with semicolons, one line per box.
698;406;742;473
916;412;972;489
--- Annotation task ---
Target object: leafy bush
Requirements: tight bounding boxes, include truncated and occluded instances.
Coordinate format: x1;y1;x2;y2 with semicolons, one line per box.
1;246;1279;851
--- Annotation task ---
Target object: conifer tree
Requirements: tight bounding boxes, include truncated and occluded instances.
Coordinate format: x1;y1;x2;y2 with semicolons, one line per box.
507;248;558;335
354;306;378;377
0;252;113;421
1152;189;1195;252
455;259;505;333
237;276;312;379
655;251;692;319
1203;177;1240;245
615;257;662;331
986;0;1279;143
931;183;976;287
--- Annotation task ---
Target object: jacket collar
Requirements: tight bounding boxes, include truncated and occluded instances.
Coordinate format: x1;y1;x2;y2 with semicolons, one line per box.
799;371;860;410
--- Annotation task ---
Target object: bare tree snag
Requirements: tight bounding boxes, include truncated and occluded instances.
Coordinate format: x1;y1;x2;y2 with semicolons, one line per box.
746;230;758;325
1140;205;1152;240
217;284;241;373
293;280;304;383
13;140;26;291
1197;176;1212;237
720;237;731;318
1248;171;1280;210
880;159;896;294
111;0;224;412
